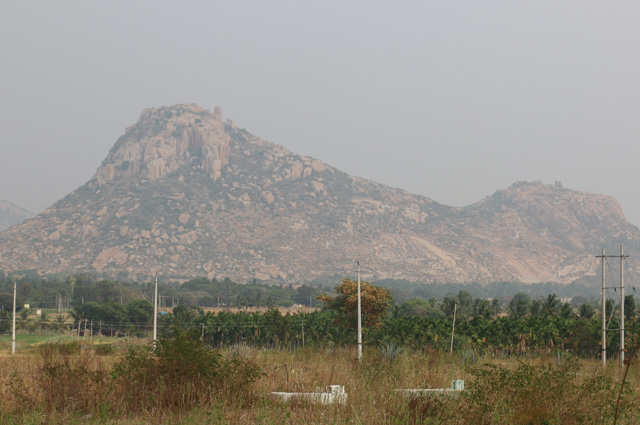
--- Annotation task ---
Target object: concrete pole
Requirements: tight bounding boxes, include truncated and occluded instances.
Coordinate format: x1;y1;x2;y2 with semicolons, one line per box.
621;244;625;366
357;261;362;362
450;303;457;355
602;248;606;366
153;276;158;347
12;281;16;355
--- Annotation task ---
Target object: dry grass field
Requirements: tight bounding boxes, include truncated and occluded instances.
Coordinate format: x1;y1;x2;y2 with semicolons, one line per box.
1;335;640;425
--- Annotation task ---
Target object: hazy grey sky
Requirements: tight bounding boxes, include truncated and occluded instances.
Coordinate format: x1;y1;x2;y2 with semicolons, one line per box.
2;1;640;226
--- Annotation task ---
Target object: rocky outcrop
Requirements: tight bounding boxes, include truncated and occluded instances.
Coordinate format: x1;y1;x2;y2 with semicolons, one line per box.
95;104;230;183
1;104;639;285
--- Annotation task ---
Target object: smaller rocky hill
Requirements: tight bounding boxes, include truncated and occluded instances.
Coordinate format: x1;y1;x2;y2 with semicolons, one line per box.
0;201;33;231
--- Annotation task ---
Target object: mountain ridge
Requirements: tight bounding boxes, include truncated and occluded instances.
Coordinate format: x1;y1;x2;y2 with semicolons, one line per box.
0;104;637;284
0;200;33;231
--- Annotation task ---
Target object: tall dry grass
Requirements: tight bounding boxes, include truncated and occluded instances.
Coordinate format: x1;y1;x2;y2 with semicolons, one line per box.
0;340;639;424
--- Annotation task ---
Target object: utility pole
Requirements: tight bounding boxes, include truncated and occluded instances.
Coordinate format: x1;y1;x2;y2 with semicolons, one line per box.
597;246;629;367
450;303;457;355
301;316;305;347
601;248;606;366
357;261;362;362
12;281;16;355
621;245;625;366
153;276;158;348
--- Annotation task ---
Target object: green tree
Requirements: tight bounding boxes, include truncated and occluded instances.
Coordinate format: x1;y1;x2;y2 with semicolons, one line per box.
457;290;473;316
53;315;68;334
0;311;10;334
95;280;121;303
442;296;458;318
472;298;491;319
126;299;154;327
38;311;49;331
18;308;31;330
293;285;320;306
559;302;575;319
318;278;393;331
490;298;502;315
542;294;561;317
508;293;530;319
530;300;542;316
579;303;595;319
625;295;636;322
400;299;444;318
0;293;24;313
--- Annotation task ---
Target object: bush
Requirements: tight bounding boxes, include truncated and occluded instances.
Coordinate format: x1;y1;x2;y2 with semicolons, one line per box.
110;329;262;412
463;360;633;424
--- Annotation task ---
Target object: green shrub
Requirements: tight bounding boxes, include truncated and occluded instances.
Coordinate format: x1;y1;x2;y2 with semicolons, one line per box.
110;329;262;412
463;360;633;424
379;340;403;361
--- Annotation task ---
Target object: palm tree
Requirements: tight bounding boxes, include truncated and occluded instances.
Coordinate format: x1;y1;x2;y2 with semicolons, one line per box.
579;303;595;319
530;300;542;316
18;308;31;330
68;309;82;335
508;295;530;319
559;303;575;319
624;295;636;322
53;315;68;334
472;299;491;319
542;294;561;317
38;311;49;332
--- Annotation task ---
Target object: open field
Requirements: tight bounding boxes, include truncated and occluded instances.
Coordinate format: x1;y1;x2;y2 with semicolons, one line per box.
1;336;640;425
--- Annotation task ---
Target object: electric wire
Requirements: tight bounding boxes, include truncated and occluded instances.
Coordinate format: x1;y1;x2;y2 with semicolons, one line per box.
604;259;622;330
624;258;636;294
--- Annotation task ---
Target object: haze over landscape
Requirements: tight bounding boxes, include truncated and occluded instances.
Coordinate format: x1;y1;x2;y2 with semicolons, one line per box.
2;1;640;227
5;5;640;423
0;103;637;285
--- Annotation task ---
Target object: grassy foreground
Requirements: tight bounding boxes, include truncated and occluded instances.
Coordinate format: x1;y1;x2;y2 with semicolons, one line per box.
1;338;640;424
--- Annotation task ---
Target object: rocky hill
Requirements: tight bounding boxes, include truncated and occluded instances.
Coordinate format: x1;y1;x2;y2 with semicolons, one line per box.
0;104;638;284
0;201;33;231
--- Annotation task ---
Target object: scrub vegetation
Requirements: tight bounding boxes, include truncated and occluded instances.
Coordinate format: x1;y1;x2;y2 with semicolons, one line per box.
0;337;639;424
2;274;640;423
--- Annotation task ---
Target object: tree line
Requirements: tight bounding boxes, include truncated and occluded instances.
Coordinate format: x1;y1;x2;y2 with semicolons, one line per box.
0;272;636;358
0;272;326;311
